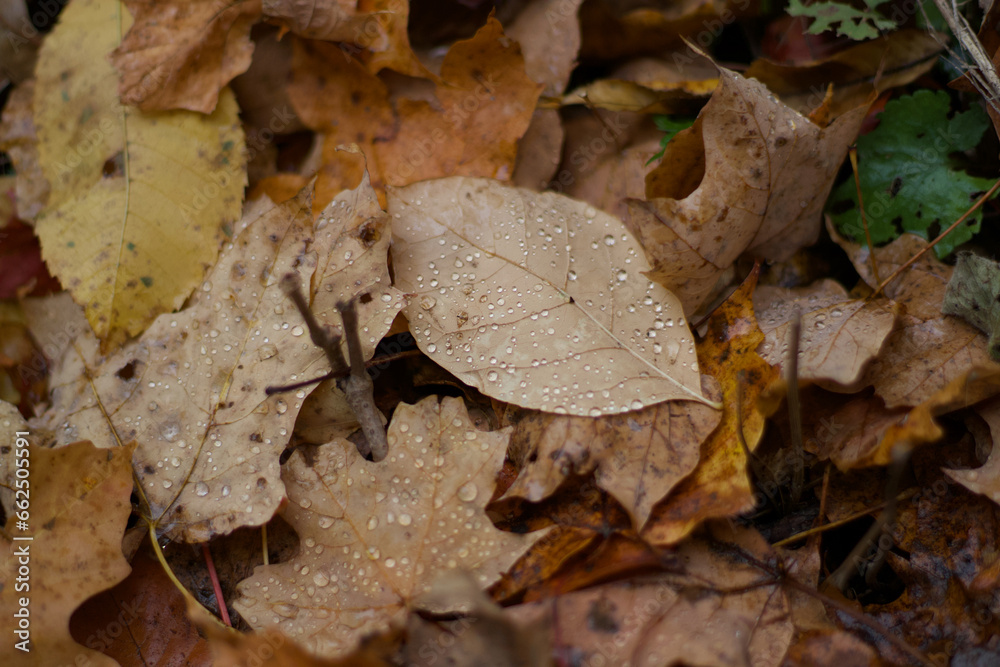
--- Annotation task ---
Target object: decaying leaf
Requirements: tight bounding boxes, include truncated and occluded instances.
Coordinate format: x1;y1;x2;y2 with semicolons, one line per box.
754;279;896;389
33;0;246;345
233;396;546;659
942;253;1000;361
509;523;794;666
836;230;996;408
503;375;721;529
642;267;779;546
111;0;261;113
0;438;134;666
627;64;867;314
30;174;404;542
389;176;710;416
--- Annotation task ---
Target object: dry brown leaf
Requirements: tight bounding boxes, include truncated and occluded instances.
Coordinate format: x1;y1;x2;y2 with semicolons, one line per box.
263;0;423;78
557;111;662;222
797;392;908;470
945;397;1000;507
502;375;721;529
389;176;710;416
835;228;995;408
111;0;261;113
509;523;793;667
626;65;867;315
289;17;539;208
232;396;546;659
0;438;134;666
28;174;405;542
754;279;897;389
642;267;778;546
403;570;550;667
746;30;943;118
508;0;583;190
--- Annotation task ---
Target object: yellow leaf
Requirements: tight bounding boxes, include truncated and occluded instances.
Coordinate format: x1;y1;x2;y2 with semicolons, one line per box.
33;0;246;346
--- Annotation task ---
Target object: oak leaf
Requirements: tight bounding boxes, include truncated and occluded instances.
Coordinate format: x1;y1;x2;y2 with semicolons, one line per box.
754;279;896;389
626;64;867;314
502;375;721;529
29;174;405;542
0;437;134;667
33;0;246;346
111;0;261;113
389;177;710;416
642;266;779;546
233;396;546;659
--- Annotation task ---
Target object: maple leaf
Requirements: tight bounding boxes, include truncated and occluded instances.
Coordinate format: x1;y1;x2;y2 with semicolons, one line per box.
29;172;405;542
627;63;867;314
233;396;546;659
0;432;134;666
945;396;1000;507
389;176;710;416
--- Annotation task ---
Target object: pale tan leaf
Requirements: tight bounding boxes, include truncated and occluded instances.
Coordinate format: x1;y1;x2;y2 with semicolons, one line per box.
0;80;48;220
389;177;709;416
945;396;1000;507
232;396;545;659
28;175;405;542
754;279;897;389
626;65;866;314
503;375;721;529
833;228;995;407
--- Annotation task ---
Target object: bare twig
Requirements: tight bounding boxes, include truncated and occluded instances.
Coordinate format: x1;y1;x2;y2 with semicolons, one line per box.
871;177;1000;298
786;309;805;506
271;274;388;461
337;298;388;461
848;145;881;285
823;443;911;594
931;0;1000;114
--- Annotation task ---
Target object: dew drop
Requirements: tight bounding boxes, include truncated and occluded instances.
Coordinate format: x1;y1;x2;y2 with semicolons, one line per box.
195;482;209;497
398;513;412;526
367;517;379;531
457;482;478;502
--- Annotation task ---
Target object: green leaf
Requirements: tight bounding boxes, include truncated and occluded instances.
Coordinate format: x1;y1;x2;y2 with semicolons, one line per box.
646;115;696;166
786;0;896;41
828;90;996;258
941;253;1000;361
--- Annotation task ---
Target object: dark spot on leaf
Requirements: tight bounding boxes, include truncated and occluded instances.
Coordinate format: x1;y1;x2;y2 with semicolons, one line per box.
359;293;372;304
357;219;380;246
143;465;155;474
587;598;620;633
116;360;138;380
250;433;262;442
102;152;124;178
140;276;153;287
889;177;902;197
43;518;56;530
256;477;267;490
